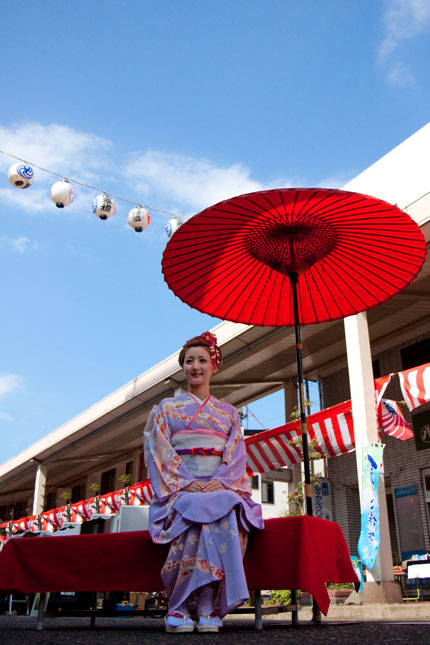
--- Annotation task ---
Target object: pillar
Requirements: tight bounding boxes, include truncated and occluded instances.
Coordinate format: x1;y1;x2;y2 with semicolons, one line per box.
32;463;47;516
344;312;401;603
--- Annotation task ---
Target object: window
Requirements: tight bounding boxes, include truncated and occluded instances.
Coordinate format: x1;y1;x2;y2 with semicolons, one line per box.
372;359;381;379
12;501;27;520
100;468;116;495
261;480;274;504
71;484;86;503
44;492;57;511
125;461;133;476
401;338;430;371
0;505;10;522
251;475;259;490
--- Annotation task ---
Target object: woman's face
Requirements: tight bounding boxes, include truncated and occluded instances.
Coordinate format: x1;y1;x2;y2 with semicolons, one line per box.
182;345;215;389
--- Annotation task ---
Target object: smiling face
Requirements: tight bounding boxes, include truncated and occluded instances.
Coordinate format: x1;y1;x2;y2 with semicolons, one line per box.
182;345;215;394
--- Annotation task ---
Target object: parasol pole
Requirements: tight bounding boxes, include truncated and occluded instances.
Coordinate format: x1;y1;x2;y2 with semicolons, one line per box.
289;272;313;516
290;271;321;623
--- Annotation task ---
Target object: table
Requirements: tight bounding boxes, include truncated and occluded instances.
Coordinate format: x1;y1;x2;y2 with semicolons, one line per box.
0;516;358;626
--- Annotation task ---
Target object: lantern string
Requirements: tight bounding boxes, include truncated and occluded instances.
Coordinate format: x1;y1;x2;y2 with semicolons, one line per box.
0;149;181;218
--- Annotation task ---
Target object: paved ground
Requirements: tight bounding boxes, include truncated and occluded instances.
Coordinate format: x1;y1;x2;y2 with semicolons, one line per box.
1;613;430;644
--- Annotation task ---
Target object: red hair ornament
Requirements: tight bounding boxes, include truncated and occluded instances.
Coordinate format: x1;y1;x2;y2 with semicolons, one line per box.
200;331;222;370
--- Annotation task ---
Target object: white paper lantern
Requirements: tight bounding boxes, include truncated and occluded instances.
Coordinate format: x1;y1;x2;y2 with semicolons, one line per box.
8;162;34;189
128;207;150;232
92;194;116;220
166;217;185;238
50;180;75;208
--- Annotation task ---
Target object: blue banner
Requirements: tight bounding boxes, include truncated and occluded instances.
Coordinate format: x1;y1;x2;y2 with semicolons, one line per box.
357;443;384;569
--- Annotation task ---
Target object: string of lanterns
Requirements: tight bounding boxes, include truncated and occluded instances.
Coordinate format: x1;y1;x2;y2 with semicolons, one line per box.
4;153;184;237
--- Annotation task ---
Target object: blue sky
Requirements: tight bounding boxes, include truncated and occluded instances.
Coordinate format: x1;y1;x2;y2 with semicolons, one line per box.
0;0;429;463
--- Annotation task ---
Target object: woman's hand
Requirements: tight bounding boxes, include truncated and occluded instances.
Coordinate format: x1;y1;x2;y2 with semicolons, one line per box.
182;481;204;493
202;479;226;492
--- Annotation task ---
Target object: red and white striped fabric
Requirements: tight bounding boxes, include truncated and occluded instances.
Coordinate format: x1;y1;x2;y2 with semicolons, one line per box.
129;480;154;505
399;362;430;411
245;400;354;476
41;509;63;531
68;501;92;523
99;491;121;515
375;374;392;409
12;516;33;533
379;399;414;440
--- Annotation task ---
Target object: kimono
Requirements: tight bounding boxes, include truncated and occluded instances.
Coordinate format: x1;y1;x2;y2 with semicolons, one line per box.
146;392;263;617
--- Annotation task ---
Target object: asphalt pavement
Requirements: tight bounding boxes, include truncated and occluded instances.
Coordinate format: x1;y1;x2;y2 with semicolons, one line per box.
1;615;430;644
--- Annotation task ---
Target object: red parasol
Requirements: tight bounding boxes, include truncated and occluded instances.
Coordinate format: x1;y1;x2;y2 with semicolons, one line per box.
162;188;426;326
162;188;426;516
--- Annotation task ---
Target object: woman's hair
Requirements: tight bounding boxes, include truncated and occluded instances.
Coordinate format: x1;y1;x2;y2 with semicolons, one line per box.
178;332;222;369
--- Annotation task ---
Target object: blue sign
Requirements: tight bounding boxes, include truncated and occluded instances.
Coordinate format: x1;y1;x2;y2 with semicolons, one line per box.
395;484;418;498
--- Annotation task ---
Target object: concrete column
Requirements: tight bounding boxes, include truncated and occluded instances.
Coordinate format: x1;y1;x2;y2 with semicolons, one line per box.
32;463;47;516
174;386;182;396
344;312;401;603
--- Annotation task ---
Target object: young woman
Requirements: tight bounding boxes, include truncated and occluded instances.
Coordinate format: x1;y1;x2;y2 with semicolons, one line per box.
145;332;263;633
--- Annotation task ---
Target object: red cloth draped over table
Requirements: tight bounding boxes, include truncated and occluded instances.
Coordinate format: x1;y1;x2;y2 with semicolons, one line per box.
0;516;358;615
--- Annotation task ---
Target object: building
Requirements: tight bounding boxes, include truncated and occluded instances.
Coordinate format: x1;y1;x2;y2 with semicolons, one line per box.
1;125;429;598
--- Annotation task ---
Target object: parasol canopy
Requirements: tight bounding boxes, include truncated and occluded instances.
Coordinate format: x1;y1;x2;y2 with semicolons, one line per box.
162;188;426;326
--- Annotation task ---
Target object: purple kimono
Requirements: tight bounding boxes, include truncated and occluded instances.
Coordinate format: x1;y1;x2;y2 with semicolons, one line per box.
147;392;263;617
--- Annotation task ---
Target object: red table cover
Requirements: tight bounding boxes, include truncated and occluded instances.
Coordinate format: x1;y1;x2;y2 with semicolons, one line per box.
0;516;358;615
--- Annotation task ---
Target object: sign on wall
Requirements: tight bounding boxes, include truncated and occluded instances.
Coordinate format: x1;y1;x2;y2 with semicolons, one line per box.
413;410;430;452
395;484;425;560
312;477;332;521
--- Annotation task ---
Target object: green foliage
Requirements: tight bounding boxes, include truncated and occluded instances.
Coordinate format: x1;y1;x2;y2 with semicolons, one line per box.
89;482;101;494
288;435;321;461
269;589;301;605
286;474;321;515
289;401;313;421
327;582;354;590
119;473;133;487
269;589;291;605
60;490;72;502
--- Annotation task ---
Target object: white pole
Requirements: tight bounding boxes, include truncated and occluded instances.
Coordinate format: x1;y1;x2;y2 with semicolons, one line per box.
32;463;48;516
344;312;401;602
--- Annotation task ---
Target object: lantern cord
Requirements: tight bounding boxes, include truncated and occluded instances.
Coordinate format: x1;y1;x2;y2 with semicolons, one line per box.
0;149;180;218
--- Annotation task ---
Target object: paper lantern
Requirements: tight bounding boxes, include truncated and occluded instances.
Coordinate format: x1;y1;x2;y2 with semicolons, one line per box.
128;207;150;232
166;217;185;238
8;162;34;189
92;194;116;220
50;180;75;208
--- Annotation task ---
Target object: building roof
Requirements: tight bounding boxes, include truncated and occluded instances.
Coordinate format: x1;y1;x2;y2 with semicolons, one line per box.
1;124;429;503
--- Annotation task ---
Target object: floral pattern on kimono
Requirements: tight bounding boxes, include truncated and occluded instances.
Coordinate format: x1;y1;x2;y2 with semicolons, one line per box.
146;393;263;617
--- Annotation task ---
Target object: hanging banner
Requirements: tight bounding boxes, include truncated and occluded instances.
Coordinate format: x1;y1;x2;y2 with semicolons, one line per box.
312;477;333;521
357;442;384;569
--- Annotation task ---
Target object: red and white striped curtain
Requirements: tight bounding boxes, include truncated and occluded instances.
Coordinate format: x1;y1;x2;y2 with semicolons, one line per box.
2;363;429;537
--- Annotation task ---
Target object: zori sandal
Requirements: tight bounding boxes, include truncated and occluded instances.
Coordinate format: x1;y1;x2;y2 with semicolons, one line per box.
165;611;196;633
197;614;223;633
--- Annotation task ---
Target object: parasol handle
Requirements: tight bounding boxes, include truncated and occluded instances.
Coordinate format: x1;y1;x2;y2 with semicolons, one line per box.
289;272;313;516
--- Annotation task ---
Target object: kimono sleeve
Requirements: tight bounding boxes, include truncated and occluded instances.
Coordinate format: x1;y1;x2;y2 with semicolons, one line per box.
147;402;195;501
212;411;252;497
143;404;157;468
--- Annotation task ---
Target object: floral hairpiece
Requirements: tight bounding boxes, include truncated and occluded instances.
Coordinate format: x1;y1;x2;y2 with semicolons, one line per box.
200;331;222;370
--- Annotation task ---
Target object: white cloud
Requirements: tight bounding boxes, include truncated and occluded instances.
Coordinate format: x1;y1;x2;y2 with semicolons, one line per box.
0;234;39;253
0;122;301;222
123;150;267;215
0;374;23;396
318;171;357;189
385;60;415;86
0;122;114;214
379;0;430;84
0;411;14;422
0;122;112;180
